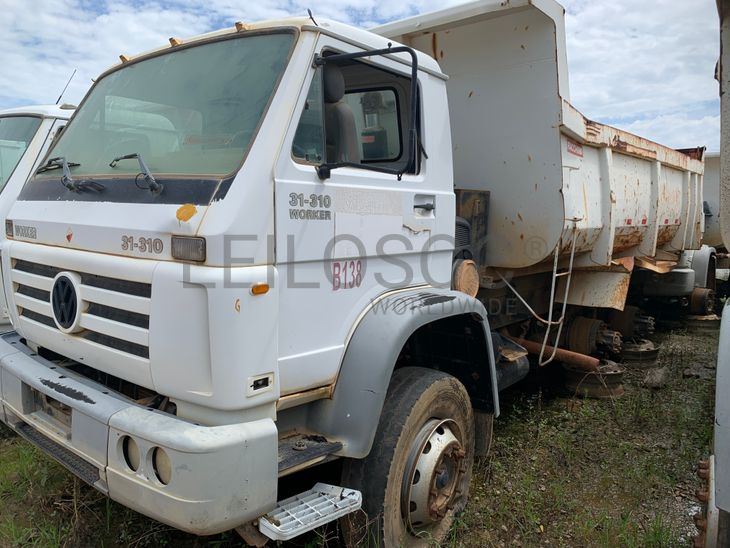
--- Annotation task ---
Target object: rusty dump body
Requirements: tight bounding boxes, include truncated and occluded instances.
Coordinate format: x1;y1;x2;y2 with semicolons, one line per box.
375;0;705;311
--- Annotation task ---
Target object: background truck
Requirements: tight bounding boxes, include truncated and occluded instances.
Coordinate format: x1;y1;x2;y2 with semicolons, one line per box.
0;105;73;326
628;150;724;322
0;0;708;545
697;2;730;547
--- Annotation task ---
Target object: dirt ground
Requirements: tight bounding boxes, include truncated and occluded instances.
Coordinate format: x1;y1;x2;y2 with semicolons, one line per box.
0;327;718;547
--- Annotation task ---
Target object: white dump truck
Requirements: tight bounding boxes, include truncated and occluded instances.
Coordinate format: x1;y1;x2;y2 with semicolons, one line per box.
0;105;73;325
0;1;706;545
630;149;723;320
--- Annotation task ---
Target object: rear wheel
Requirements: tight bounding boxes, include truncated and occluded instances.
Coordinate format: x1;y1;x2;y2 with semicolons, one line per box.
341;367;475;547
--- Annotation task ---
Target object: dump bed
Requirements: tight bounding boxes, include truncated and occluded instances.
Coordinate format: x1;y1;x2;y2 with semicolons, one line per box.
375;0;705;270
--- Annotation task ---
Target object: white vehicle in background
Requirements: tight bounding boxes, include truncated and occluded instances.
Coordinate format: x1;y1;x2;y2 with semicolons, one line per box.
700;3;730;548
0;1;708;545
704;153;722;250
702;152;729;297
0;105;73;324
630;149;722;319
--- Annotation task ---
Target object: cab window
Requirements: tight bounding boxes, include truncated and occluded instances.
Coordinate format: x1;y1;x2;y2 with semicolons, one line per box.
292;57;414;174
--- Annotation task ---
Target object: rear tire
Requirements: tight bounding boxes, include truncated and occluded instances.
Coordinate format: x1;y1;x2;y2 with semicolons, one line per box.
474;411;494;457
340;367;475;547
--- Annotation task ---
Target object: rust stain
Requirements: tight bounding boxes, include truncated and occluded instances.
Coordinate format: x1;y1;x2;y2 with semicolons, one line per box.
610;275;632;308
656;225;677;245
612;227;643;252
431;33;438;60
676;146;705;160
517;213;523;221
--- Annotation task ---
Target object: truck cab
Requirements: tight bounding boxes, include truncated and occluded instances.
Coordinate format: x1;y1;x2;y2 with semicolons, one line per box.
0;105;72;324
0;17;503;546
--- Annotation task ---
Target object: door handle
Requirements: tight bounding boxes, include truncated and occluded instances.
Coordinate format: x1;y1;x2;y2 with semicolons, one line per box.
413;194;436;213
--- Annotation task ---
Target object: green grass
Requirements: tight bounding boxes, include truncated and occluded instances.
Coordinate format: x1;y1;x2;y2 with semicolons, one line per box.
0;329;717;547
457;329;716;547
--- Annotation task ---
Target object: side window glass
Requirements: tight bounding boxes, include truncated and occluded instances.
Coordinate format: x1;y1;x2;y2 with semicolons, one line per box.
292;69;324;164
344;89;401;162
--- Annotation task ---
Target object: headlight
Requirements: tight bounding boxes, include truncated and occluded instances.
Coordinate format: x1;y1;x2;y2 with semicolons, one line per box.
171;235;206;262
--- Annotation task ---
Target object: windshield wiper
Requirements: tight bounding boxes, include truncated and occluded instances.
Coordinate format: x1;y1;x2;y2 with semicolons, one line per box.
109;152;163;193
37;157;105;192
36;156;80;174
45;156;85;192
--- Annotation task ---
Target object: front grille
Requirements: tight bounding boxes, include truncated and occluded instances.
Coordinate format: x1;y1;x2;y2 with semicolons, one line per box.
15;260;151;298
11;259;151;359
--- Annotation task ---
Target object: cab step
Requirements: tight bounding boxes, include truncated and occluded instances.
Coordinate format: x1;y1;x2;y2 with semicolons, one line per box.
278;433;342;475
258;483;362;541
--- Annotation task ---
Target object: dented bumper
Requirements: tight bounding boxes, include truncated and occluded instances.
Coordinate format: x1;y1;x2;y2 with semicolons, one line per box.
0;332;278;535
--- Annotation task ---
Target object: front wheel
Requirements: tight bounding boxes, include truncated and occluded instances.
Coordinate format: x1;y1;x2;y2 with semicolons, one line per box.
341;367;475;547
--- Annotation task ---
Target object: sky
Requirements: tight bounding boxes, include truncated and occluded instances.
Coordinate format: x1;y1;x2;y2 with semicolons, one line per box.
0;0;720;151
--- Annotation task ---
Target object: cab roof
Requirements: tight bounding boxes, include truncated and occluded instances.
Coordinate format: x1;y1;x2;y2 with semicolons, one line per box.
0;104;74;120
111;17;444;78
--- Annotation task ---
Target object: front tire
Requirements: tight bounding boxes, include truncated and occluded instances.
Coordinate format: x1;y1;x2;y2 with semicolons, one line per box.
341;367;475;547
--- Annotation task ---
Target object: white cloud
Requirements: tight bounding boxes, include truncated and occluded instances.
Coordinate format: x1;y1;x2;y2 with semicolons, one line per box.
562;0;719;150
0;0;720;150
0;0;213;107
617;112;720;151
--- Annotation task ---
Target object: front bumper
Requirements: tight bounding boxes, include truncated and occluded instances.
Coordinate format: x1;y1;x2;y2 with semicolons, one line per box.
0;332;278;535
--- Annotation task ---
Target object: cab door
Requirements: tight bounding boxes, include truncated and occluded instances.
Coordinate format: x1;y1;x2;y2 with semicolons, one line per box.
273;35;454;395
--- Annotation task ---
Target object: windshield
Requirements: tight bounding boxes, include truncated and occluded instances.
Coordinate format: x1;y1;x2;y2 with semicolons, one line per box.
0;116;42;190
40;31;294;180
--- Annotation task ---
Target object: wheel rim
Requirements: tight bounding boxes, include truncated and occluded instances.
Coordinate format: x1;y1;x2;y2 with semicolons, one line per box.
401;418;467;534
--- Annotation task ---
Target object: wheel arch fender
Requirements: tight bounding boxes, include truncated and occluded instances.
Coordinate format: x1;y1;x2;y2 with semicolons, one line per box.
691;245;717;289
306;288;499;459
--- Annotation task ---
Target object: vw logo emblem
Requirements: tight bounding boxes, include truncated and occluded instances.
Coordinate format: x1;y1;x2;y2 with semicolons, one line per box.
51;273;80;332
